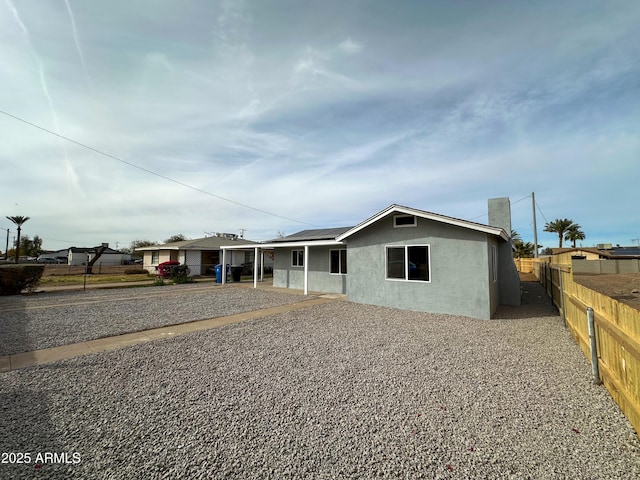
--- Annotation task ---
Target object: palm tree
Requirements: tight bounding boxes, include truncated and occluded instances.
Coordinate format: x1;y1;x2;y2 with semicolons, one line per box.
514;241;536;258
544;218;576;248
6;215;30;263
564;224;586;248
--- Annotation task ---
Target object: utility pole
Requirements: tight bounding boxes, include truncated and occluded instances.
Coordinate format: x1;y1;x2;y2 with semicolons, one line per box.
4;229;8;260
532;192;538;258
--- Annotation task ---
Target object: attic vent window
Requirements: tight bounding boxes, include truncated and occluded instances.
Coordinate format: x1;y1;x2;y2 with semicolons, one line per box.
394;215;417;227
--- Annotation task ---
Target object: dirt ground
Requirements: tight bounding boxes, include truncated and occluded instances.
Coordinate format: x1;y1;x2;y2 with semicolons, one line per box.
573;273;640;311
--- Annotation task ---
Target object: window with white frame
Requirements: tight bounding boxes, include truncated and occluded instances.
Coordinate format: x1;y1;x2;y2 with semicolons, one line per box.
291;250;304;267
491;244;498;282
151;251;159;264
393;214;417;228
386;245;430;281
330;249;347;274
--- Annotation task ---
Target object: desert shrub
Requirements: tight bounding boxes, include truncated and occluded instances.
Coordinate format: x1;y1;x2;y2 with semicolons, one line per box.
170;264;192;284
0;264;45;295
124;268;149;275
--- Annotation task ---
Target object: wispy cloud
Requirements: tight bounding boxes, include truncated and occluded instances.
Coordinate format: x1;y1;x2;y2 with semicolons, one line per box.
64;0;93;93
5;0;82;194
292;45;362;90
338;37;362;55
1;1;638;248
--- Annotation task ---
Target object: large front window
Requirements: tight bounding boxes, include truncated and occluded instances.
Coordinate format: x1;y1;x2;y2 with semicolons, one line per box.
386;245;430;281
151;251;159;264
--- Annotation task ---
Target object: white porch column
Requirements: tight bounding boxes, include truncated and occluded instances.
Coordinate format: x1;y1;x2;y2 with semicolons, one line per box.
253;247;258;289
221;248;226;284
303;245;309;295
260;250;264;282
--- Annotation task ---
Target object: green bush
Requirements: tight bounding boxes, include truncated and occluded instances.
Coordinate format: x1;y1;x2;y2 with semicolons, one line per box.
124;268;149;275
169;264;192;284
0;264;45;295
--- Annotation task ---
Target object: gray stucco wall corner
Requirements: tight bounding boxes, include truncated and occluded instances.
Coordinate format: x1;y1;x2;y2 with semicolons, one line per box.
498;241;521;306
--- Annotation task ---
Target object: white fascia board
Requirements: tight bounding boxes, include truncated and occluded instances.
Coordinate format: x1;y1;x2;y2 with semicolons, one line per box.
135;246;180;252
221;240;345;250
336;205;508;242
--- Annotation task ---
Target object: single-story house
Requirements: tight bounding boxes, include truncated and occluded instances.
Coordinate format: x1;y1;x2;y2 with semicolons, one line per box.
38;246;131;265
222;198;521;319
549;246;640;275
136;234;264;276
68;247;131;266
551;246;640;260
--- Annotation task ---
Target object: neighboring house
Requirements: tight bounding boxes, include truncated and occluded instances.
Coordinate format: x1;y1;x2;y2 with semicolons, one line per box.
68;247;131;266
550;248;604;260
550;246;640;274
551;246;640;260
136;234;261;276
37;249;71;263
222;198;521;320
36;246;130;265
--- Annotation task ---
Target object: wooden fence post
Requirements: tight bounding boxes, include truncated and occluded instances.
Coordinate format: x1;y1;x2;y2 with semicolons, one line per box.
587;307;602;385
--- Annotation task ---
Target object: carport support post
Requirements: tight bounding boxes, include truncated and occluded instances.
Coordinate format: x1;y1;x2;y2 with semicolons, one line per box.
253;247;258;289
587;307;602;385
221;248;226;284
260;250;264;282
303;245;309;295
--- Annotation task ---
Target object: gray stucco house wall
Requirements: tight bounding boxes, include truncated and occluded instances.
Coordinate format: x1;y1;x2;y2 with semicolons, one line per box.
488;197;522;307
273;246;347;294
345;215;498;319
246;198;520;319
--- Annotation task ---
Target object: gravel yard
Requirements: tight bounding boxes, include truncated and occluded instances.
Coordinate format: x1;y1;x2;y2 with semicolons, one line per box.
1;283;640;479
0;284;313;356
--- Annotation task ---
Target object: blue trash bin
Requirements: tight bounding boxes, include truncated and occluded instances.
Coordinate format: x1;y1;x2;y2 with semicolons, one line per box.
214;264;222;283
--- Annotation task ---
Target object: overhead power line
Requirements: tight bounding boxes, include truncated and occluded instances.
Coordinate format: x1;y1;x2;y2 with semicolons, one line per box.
0;109;318;227
534;200;549;224
467;194;531;222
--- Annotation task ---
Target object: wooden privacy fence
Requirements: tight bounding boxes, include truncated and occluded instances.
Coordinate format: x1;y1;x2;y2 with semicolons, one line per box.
514;258;535;273
539;262;640;435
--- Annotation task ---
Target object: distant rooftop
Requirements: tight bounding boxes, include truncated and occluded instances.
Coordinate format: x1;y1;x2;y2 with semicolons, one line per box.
270;227;354;243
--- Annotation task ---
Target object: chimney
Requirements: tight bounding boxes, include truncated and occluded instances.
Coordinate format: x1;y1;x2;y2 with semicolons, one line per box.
488;197;512;234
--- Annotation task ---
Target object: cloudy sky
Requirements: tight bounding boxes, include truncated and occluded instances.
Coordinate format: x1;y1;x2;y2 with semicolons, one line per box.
1;0;638;252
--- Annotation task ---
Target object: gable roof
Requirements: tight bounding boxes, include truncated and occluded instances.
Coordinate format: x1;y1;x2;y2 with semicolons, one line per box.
336;204;509;242
552;246;640;259
135;236;257;251
69;246;120;254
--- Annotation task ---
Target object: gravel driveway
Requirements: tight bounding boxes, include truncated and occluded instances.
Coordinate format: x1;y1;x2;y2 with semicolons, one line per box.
1;282;639;479
0;284;314;356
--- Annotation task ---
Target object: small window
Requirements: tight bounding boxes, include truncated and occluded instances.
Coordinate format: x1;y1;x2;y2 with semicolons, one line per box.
151;251;159;264
491;245;498;282
292;250;304;267
394;215;417;227
330;249;347;274
386;245;430;281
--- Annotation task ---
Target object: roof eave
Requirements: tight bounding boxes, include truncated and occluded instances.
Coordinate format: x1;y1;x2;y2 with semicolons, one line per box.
336;205;508;241
221;239;345;249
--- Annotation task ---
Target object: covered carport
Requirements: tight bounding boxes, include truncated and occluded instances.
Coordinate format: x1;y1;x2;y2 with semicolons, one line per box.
221;239;344;295
219;244;273;288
